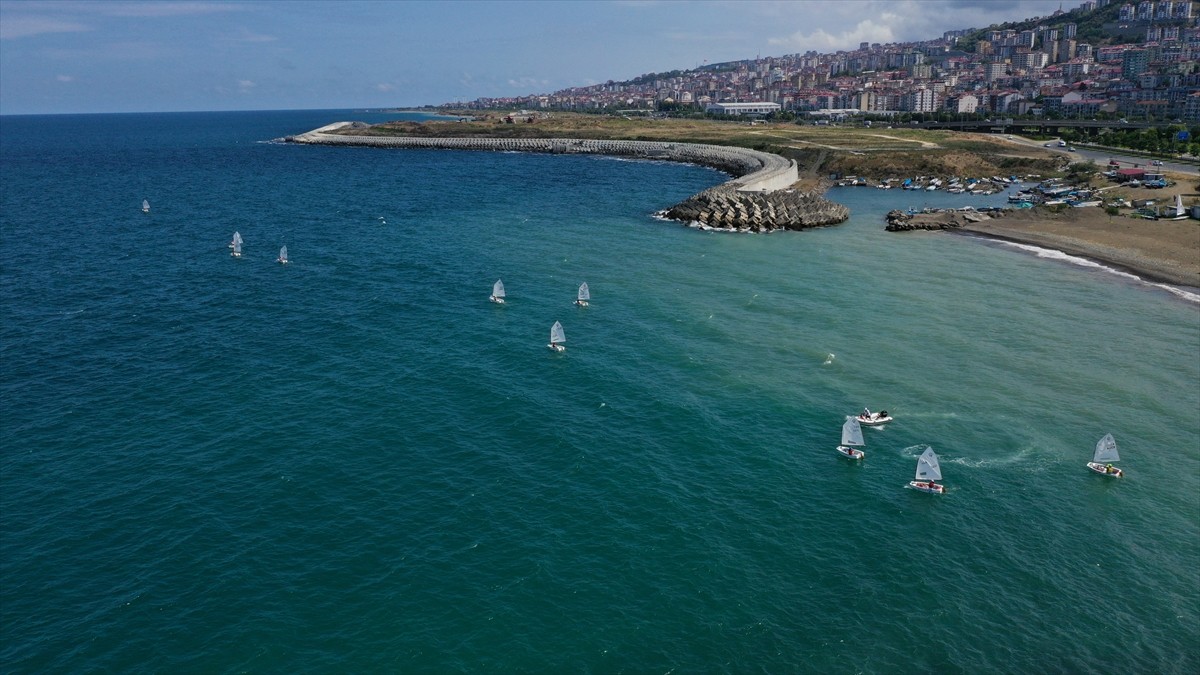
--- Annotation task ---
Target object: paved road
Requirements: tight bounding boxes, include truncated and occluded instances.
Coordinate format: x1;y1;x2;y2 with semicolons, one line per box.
1003;135;1197;176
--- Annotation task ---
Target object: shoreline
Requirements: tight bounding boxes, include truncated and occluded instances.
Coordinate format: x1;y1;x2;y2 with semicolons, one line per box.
952;212;1200;291
287;123;849;231
287;122;1198;289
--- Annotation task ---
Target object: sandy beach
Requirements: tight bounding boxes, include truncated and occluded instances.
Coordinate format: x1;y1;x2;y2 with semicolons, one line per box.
956;205;1200;289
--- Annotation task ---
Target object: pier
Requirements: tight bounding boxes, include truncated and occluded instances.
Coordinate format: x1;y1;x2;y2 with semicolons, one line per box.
287;123;848;232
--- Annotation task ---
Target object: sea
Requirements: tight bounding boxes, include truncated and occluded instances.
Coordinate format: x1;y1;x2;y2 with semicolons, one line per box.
2;109;1197;674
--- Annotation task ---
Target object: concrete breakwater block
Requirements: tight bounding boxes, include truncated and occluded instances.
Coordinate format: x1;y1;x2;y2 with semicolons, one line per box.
664;187;850;232
885;208;998;231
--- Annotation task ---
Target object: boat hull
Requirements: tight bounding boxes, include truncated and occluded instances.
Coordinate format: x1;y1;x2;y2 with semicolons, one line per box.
490;296;505;304
1087;462;1122;477
574;300;588;307
907;481;944;494
547;343;565;352
837;446;864;460
858;414;893;426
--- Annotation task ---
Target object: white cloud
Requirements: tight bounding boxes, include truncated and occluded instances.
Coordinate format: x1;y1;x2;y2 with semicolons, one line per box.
86;2;247;18
237;79;255;92
0;16;93;40
768;17;898;52
56;74;74;82
507;77;549;89
376;83;396;92
227;26;276;43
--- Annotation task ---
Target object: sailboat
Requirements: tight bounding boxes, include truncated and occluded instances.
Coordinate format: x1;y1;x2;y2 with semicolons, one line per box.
1167;194;1187;220
489;279;506;304
547;320;566;352
142;199;150;213
277;245;289;264
907;447;945;494
231;239;242;258
574;282;590;307
229;231;243;249
1087;433;1122;477
836;415;865;460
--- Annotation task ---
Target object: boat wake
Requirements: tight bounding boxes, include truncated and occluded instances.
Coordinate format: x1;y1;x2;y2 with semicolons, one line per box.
944;447;1042;469
993;241;1200;304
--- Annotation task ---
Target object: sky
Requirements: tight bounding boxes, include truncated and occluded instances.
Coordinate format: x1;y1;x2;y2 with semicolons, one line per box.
0;0;1071;115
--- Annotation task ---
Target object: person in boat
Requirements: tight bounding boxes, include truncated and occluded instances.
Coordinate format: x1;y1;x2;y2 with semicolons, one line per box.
862;408;871;419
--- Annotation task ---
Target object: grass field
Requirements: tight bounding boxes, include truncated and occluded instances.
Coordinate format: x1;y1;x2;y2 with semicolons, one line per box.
339;112;1069;181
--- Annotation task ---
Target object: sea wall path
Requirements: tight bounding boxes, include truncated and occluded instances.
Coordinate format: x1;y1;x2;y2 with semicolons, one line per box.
287;122;848;232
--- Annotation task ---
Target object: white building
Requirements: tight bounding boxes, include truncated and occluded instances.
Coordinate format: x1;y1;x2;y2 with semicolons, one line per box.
705;102;782;115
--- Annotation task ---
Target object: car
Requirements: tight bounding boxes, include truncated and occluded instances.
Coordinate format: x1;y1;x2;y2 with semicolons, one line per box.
1067;146;1076;152
1151;160;1163;166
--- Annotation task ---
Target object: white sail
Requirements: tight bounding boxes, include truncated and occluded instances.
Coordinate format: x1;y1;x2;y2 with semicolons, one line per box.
232;240;242;255
278;245;288;262
1174;194;1185;217
914;448;942;481
142;199;150;212
1093;434;1119;463
841;416;864;447
549;320;565;344
577;282;590;301
492;279;505;299
230;231;242;248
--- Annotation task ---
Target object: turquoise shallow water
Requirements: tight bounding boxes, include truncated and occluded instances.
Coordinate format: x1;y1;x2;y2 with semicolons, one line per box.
1;110;1198;673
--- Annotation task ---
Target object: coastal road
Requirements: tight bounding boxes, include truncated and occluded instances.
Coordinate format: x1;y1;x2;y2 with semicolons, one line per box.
1004;135;1198;176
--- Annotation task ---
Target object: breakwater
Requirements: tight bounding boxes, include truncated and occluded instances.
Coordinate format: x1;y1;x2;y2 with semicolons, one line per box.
885;207;1006;231
287;122;848;232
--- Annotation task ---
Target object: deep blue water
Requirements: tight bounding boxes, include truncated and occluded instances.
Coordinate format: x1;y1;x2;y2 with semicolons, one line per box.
2;110;1198;673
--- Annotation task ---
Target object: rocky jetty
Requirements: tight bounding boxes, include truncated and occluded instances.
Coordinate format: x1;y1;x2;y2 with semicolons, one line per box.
885;208;1003;231
663;185;849;232
286;122;849;232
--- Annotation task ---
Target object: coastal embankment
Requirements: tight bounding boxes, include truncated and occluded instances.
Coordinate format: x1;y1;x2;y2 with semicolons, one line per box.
287;122;849;232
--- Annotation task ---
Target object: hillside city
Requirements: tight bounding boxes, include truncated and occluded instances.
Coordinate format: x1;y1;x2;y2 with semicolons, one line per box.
450;0;1200;123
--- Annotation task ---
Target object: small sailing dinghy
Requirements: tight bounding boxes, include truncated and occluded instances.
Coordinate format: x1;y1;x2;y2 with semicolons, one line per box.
547;320;566;352
142;199;150;213
837;416;865;460
277;245;289;264
907;447;945;494
490;279;506;304
858;408;893;426
231;238;242;258
575;282;590;307
229;231;243;249
1087;433;1122;477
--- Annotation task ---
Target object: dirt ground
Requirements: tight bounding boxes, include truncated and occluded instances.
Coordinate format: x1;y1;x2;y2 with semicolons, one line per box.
958;206;1200;288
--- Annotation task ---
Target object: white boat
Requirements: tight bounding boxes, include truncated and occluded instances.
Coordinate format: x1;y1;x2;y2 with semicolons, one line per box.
229;231;242;249
231;239;242;258
547;320;566;352
836;416;865;460
574;282;590;307
142;199;150;213
857;408;893;426
489;279;506;304
277;245;289;264
907;447;945;494
1086;433;1123;477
